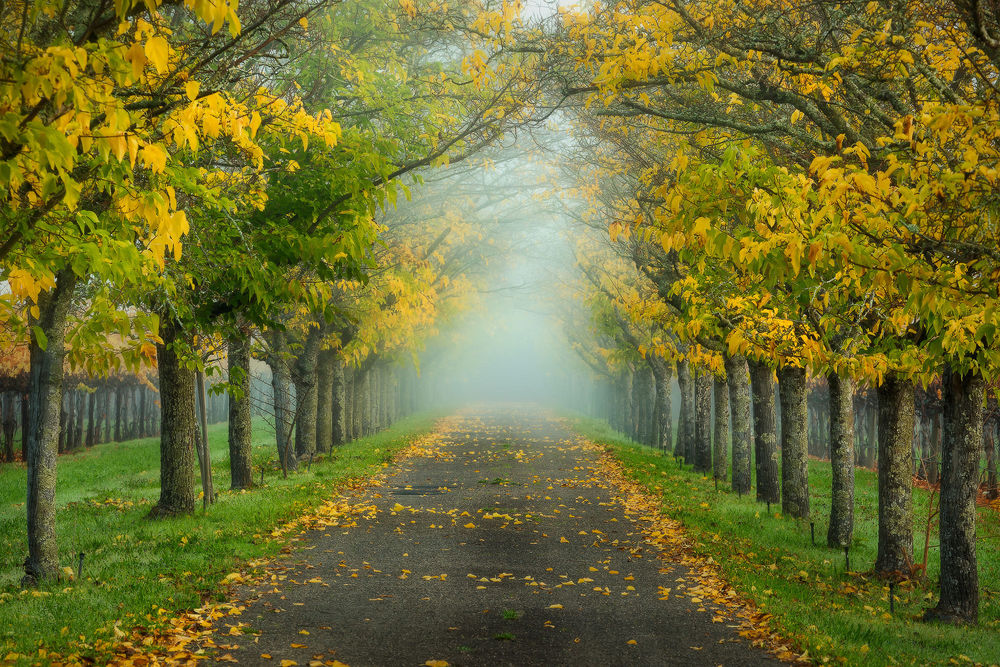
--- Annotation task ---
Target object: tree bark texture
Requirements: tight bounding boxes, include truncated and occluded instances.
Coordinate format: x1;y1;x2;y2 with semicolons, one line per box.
677;360;694;461
2;392;16;462
695;372;713;474
778;366;809;519
926;367;985;624
227;335;254;490
726;356;752;495
749;362;780;504
650;359;672;451
267;331;296;473
316;349;334;453
713;376;729;481
875;372;915;575
827;374;855;548
332;357;346;446
151;317;197;516
24;269;76;583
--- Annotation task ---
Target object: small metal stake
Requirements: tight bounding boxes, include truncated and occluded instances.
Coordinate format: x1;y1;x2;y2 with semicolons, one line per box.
844;545;850;571
714;477;718;492
767;501;771;515
810;522;815;546
889;581;896;614
77;552;84;580
260;466;264;486
308;452;314;471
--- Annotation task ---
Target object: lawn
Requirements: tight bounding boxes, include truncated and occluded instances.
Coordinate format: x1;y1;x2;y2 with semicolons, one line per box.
569;414;1000;666
0;413;440;662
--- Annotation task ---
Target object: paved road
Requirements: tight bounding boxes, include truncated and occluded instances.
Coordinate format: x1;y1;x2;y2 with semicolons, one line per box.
225;407;782;666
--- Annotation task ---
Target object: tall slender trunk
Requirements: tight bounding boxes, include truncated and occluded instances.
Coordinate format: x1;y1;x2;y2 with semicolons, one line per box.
778;366;809;519
332;356;346;446
73;390;85;451
650;359;672;451
137;388;147;438
713;376;729;481
267;331;296;473
2;392;16;462
353;369;368;439
827;374;855;548
926;367;985;624
24;268;77;584
676;361;692;458
85;390;96;447
316;350;334;453
227;335;254;490
151;318;197;517
195;370;213;506
726;356;752;495
986;423;998;500
928;411;941;485
344;369;355;442
875;372;915;575
749;361;780;504
694;372;712;473
293;344;320;459
113;386;123;442
20;391;28;463
102;387;111;443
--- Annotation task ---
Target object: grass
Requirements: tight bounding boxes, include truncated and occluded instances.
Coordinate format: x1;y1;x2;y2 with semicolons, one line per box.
568;414;1000;666
0;412;440;662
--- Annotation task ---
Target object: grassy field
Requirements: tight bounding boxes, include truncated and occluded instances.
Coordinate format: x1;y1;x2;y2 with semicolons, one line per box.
569;415;1000;666
0;413;440;661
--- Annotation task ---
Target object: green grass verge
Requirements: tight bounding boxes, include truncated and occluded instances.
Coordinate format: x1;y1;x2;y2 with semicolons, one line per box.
568;414;1000;666
0;412;440;662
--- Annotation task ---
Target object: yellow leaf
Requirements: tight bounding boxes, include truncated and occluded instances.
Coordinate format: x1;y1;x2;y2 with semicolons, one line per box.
627;639;637;645
280;661;297;667
391;503;405;512
463;523;476;529
548;604;563;609
185;81;201;101
260;654;272;660
424;661;449;667
145;36;169;74
298;629;310;635
140;143;167;174
299;17;308;29
560;537;569;543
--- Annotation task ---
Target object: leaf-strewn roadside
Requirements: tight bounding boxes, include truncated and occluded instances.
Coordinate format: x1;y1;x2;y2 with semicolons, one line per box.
0;413;441;665
571;414;1000;666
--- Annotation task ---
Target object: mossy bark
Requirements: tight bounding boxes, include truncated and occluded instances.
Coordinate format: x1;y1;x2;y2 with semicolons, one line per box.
331;358;346;446
778;366;809;519
875;372;915;575
315;349;334;454
726;355;752;495
24;269;76;584
926;367;985;624
151;317;197;517
694;372;713;474
227;335;254;490
713;376;729;481
267;331;296;473
827;373;855;548
676;360;694;461
650;359;672;452
749;361;780;505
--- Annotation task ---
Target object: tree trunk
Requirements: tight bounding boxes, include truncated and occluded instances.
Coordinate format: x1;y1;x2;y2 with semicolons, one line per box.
73;390;85;451
926;367;985;624
650;359;672;451
749;361;780;505
694;372;712;474
875;372;915;575
354;369;368;439
726;356;752;495
24;269;77;584
344;369;355;442
713;376;729;481
928;411;941;485
681;362;697;463
151;318;197;517
21;391;29;462
85;390;96;447
196;370;213;507
986;423;998;500
137;388;147;438
292;368;319;459
316;349;334;453
827;373;855;548
778;366;809;519
113;386;123;442
267;330;296;473
2;392;16;462
332;356;346;446
227;335;254;490
102;387;111;443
